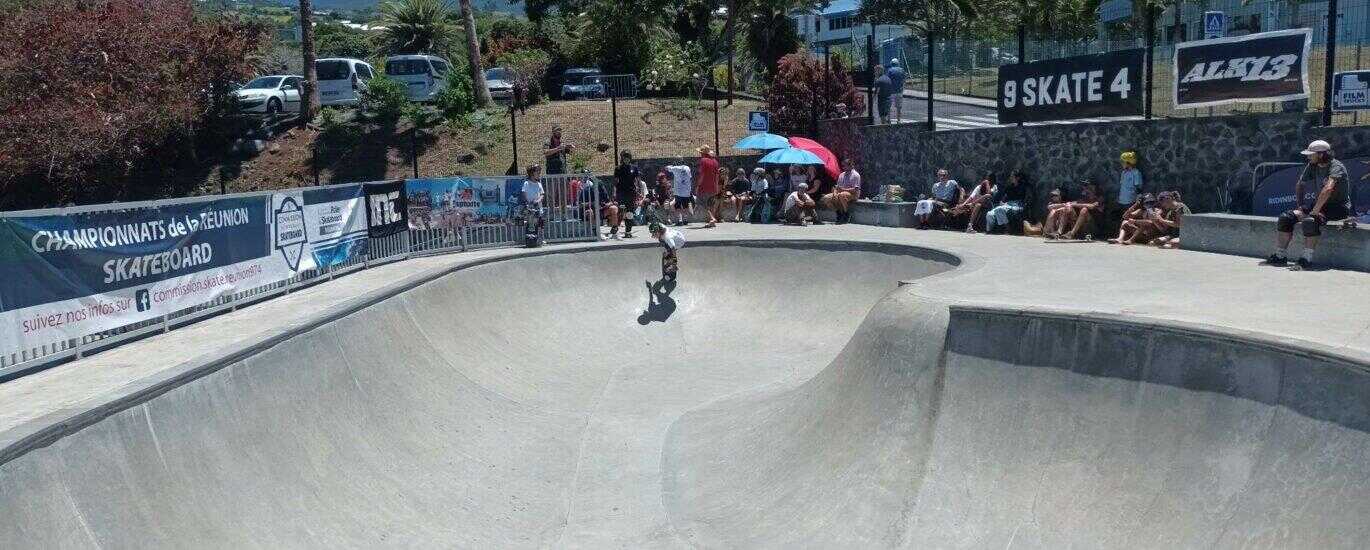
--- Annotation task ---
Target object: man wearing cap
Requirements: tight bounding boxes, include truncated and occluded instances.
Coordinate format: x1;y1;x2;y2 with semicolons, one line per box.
887;60;907;123
783;183;818;225
1268;140;1352;271
874;65;893;125
696;145;721;227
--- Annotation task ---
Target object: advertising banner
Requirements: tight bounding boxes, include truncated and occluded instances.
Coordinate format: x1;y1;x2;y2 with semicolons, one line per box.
1332;70;1370;111
270;185;369;272
364;180;408;237
1250;158;1370;219
0;196;287;352
1173;28;1310;109
997;49;1143;124
405;177;511;230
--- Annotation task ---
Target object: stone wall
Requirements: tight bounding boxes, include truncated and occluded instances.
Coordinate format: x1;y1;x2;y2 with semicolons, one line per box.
628;154;763;183
820;113;1370;215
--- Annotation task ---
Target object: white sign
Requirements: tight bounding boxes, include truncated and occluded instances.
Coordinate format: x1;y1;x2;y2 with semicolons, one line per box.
1204;11;1226;39
1333;70;1370;111
747;111;770;133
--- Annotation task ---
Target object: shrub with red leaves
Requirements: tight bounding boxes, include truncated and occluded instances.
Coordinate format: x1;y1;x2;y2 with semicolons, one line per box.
765;53;864;137
0;0;267;208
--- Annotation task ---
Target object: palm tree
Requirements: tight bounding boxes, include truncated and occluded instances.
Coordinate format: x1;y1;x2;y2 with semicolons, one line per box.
459;0;492;107
380;0;456;54
299;0;320;122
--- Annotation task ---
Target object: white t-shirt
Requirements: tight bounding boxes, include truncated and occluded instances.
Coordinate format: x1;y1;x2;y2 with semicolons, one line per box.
660;227;686;250
783;191;808;211
522;179;544;204
666;165;694;197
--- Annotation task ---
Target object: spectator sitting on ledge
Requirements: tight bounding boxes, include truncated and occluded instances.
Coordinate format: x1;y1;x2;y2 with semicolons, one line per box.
949;174;996;233
914;168;962;230
1267;139;1353;271
821;157;862;224
984;170;1032;235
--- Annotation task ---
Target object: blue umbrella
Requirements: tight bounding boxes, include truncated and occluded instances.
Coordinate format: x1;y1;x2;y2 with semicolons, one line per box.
758;147;825;165
733;132;791;150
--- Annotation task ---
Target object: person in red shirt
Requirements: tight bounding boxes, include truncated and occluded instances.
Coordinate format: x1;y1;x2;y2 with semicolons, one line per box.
696;145;721;228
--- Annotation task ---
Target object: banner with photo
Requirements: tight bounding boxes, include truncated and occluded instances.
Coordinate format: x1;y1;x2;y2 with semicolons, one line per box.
1173;28;1311;109
0;196;289;353
364;180;408;237
997;49;1144;123
405;177;513;230
269;185;370;272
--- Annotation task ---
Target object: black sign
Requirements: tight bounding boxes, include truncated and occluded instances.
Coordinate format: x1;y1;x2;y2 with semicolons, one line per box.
364;180;408;237
997;49;1143;124
1173;28;1310;108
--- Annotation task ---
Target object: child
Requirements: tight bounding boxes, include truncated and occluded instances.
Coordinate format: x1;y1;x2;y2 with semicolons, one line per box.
649;221;686;281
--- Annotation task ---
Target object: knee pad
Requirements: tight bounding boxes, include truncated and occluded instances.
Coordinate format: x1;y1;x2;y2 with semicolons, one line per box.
1301;215;1324;237
1277;211;1299;233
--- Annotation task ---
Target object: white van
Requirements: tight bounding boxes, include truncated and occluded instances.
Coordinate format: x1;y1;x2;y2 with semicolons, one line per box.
385;54;452;102
315;58;375;106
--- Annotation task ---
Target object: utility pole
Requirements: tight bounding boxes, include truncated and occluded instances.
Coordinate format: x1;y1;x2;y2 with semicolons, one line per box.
1145;3;1156;120
1017;23;1025;127
927;32;935;131
1322;0;1339;126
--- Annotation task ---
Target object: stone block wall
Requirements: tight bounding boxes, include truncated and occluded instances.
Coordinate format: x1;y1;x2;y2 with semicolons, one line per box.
820;113;1370;216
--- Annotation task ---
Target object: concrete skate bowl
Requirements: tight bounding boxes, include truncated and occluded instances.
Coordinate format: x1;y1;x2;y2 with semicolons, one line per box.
4;240;1370;549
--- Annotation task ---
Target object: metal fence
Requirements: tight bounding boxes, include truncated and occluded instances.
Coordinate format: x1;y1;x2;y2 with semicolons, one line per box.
849;0;1370;127
0;173;603;381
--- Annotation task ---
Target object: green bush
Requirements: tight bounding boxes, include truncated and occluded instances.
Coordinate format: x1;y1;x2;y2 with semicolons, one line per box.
433;70;474;120
496;47;551;103
360;76;409;123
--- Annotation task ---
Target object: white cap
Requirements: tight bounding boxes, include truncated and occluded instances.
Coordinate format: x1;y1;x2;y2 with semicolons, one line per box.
891;58;900;65
1301;140;1332;155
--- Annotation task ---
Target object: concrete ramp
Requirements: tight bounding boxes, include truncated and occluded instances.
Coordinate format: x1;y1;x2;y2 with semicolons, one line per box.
4;241;1370;548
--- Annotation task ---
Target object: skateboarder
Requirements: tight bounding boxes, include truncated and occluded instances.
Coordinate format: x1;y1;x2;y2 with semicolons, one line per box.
649;221;685;281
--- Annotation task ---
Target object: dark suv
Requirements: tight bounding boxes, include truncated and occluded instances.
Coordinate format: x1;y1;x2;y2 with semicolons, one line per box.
558;68;605;99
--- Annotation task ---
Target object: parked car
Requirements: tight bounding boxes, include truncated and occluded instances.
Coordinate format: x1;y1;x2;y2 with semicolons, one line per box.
558;68;604;99
385;54;452;102
232;75;303;115
484;67;517;102
316;58;375;106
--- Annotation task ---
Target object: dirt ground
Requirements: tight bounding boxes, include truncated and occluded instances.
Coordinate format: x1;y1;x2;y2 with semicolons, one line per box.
205;97;766;195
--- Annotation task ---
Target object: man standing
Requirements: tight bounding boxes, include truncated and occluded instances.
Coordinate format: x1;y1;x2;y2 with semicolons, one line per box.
543;126;573;175
887;59;907;123
1268;140;1352;271
611;151;643;239
696;145;721;228
873;65;893;125
666;164;694;226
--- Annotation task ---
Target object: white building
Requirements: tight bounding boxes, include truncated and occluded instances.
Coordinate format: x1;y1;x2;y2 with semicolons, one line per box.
791;0;910;52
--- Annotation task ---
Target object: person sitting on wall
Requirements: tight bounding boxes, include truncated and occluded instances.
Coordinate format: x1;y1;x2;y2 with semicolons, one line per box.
949;174;997;233
726;168;752;222
914;168;963;230
984;170;1032;235
821;157;862;224
1267;140;1353;271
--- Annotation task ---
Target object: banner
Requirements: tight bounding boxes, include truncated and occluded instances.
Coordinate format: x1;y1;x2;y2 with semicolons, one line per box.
1173;28;1310;109
1250;158;1370;219
270;185;369;272
1333;70;1370;111
0;196;289;352
997;49;1143;124
405;177;511;230
364;181;408;237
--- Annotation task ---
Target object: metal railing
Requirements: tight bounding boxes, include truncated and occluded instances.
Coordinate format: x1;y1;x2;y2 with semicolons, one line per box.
0;173;603;381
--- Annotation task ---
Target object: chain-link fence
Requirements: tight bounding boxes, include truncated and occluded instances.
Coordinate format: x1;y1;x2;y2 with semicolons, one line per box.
861;0;1370;127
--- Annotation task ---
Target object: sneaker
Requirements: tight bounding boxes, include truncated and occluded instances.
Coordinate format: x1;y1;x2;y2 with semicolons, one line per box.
623;231;634;239
1289;258;1311;271
1264;254;1288;266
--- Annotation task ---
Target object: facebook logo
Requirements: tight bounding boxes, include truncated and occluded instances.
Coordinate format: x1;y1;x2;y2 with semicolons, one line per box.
135;289;151;312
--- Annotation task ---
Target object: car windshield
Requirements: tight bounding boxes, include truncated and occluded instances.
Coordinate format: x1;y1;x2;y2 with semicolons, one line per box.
485;68;512;81
387;59;431;76
243;77;282;89
316;60;350;80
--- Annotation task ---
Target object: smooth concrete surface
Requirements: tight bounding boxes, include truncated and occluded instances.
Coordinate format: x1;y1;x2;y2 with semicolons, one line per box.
815;200;918;227
1184;212;1370;272
5;223;1370;548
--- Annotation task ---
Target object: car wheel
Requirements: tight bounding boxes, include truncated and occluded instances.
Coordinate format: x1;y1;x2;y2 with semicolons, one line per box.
266;98;281;116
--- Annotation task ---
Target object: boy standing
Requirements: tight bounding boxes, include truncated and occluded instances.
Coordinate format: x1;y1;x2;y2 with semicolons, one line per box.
666;164;695;226
649;222;686;281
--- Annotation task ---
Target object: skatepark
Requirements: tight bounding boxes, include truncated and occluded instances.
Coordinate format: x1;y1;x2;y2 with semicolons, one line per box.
3;224;1370;548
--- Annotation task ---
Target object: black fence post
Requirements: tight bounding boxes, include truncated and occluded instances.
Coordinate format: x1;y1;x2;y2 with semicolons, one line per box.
410;128;419;179
312;144;321;186
611;96;619;163
711;73;720;155
1017;25;1025;127
927;33;935;131
510;104;519;174
1145;3;1156;120
867;34;875;125
1323;0;1339;126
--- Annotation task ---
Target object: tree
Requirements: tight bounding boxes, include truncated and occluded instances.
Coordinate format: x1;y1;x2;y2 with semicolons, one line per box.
380;0;458;54
459;0;493;107
315;22;374;59
300;0;320;122
766;53;863;135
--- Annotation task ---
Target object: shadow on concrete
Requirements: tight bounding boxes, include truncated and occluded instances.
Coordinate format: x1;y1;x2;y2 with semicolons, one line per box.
638;278;677;325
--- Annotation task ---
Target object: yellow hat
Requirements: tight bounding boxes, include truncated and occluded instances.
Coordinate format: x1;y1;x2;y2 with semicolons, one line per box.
1120;151;1137;165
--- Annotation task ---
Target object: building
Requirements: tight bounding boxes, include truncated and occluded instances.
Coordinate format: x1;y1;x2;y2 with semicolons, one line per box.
791;0;910;52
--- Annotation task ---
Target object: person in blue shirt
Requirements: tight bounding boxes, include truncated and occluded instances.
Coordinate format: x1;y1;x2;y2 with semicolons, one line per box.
887;59;907;122
1112;151;1143;235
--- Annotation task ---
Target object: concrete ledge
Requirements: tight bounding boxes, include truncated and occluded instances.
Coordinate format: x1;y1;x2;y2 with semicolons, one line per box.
1183;213;1370;272
817;200;919;227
